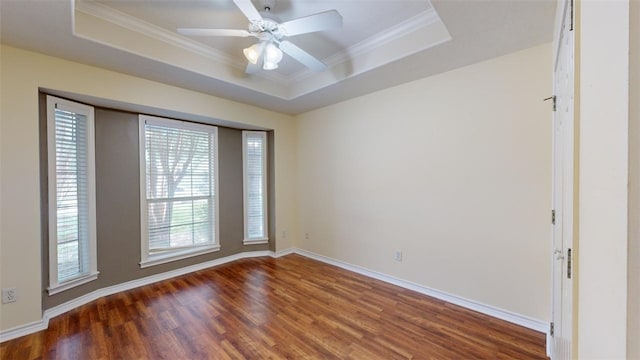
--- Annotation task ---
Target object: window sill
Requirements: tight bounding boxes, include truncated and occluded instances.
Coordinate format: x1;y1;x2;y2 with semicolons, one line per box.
47;272;100;296
140;244;221;268
243;238;269;245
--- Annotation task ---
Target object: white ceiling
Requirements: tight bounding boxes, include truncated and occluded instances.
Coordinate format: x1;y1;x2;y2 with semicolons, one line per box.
0;0;556;115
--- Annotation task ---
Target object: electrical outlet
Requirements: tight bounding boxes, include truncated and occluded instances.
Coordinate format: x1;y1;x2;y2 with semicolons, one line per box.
394;250;403;262
2;288;17;303
282;231;287;239
305;232;309;239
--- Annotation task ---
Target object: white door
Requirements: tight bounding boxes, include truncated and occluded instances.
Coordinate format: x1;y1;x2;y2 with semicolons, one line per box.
551;0;574;359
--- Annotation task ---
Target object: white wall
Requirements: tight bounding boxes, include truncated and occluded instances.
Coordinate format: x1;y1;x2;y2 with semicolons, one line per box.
576;0;630;358
295;43;552;322
0;45;297;331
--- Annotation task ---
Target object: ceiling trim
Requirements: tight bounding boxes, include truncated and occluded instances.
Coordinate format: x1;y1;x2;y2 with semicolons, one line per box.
1;0;556;114
74;0;287;83
287;8;441;84
74;0;446;88
72;8;291;98
334;9;441;65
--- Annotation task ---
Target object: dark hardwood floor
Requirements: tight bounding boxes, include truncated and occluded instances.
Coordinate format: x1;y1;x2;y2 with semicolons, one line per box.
1;254;547;359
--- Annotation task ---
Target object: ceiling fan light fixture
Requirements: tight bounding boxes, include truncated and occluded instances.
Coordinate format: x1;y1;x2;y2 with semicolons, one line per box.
263;42;283;69
262;60;279;70
243;42;264;64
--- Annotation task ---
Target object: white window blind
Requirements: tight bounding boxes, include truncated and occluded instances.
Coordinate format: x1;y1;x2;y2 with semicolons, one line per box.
47;96;98;295
243;131;268;244
139;116;219;267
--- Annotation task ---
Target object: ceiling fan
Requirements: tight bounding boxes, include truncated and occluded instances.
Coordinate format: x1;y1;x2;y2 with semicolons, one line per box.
177;0;343;73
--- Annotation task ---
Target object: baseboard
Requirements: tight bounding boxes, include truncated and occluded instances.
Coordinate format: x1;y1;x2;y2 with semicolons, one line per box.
0;250;282;342
293;248;550;335
271;248;295;257
1;247;549;346
0;319;48;343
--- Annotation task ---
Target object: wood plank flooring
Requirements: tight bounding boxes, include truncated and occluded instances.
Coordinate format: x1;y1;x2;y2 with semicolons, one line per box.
1;254;547;359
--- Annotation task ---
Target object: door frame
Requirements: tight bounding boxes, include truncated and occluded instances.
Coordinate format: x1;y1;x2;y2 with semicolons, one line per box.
550;0;575;358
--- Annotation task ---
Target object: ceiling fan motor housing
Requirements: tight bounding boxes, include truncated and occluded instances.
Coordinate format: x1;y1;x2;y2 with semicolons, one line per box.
249;18;283;40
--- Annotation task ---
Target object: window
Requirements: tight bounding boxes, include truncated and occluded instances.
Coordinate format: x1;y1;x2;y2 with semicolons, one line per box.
139;115;219;267
46;96;98;294
242;131;268;244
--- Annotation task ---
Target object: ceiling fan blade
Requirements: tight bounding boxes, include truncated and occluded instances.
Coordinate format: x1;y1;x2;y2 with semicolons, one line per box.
278;10;342;37
233;0;263;23
177;28;252;37
279;40;327;72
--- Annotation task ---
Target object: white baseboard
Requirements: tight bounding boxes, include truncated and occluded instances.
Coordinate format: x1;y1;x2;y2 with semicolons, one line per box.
0;319;48;343
1;247;549;347
272;248;295;257
0;250;284;342
293;248;550;335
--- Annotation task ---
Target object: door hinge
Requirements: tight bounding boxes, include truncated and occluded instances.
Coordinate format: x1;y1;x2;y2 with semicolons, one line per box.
551;210;556;225
567;248;572;279
570;0;574;31
550;322;555;336
544;96;556;111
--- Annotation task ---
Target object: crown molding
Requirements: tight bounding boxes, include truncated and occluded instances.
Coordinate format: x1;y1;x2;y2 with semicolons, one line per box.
74;1;231;64
74;0;446;89
287;8;442;84
330;9;441;66
71;0;451;101
74;0;288;84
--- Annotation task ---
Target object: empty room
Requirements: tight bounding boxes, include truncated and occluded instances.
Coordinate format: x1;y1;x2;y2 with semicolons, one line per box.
0;0;638;359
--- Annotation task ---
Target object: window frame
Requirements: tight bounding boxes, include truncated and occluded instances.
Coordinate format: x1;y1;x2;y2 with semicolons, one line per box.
46;95;99;295
138;115;220;268
242;131;269;245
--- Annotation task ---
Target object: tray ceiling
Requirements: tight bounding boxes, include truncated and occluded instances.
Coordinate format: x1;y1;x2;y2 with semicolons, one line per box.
0;0;556;114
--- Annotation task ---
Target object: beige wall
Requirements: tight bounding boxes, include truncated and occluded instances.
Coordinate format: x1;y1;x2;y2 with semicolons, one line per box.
576;0;630;358
0;45;297;331
295;44;552;321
